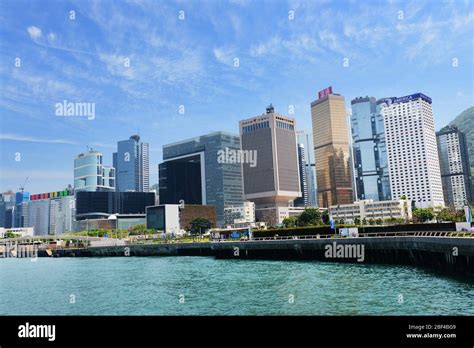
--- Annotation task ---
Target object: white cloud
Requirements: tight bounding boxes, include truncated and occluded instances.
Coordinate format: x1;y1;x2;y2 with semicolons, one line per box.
0;133;77;145
47;32;57;43
27;26;42;40
98;53;135;79
0;169;71;181
250;37;281;57
213;47;237;66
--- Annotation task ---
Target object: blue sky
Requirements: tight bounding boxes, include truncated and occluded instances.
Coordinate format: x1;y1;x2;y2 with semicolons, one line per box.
0;0;473;194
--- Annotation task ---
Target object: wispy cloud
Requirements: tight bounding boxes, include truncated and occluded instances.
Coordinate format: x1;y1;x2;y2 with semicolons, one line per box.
0;133;77;145
27;26;41;40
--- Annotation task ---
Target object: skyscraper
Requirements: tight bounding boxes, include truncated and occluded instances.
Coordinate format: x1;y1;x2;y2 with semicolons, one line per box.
113;135;149;192
74;150;115;192
26;199;50;236
294;143;308;207
0;194;6;227
159;131;244;226
13;191;29;227
239;105;301;225
311;87;353;207
380;93;444;208
436;125;472;209
297;130;318;207
351;96;391;201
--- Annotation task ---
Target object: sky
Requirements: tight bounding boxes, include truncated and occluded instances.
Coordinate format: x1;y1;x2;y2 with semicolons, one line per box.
0;0;473;194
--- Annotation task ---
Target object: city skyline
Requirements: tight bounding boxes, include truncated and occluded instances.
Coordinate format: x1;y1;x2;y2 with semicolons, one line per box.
1;0;473;194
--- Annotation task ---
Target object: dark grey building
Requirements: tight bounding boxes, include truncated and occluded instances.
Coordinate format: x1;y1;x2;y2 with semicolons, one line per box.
0;194;6;227
75;191;155;220
159;131;244;226
436;125;472;209
294;143;308;207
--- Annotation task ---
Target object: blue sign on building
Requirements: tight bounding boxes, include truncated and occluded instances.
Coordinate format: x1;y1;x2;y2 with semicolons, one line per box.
383;93;432;106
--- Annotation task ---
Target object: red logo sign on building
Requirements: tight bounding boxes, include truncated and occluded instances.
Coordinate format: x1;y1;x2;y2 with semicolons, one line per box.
318;86;333;99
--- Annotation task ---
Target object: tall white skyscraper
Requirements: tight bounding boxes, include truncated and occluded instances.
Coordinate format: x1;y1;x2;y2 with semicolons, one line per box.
380;93;444;208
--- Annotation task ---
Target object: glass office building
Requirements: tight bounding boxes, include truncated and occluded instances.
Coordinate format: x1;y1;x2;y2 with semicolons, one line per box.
437;125;472;209
74;150;115;192
159;131;244;226
351;97;391;201
75;191;155;220
297;130;318;207
113;135;149;192
311;90;353;207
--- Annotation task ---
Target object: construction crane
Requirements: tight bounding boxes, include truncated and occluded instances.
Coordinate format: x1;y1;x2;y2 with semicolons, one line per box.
19;176;29;193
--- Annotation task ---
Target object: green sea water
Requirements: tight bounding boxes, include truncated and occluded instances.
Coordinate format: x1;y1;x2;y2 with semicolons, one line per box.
0;257;473;315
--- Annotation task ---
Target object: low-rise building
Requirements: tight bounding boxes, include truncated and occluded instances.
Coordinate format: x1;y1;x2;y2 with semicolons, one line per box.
329;199;412;223
146;204;217;233
223;202;255;227
0;227;34;238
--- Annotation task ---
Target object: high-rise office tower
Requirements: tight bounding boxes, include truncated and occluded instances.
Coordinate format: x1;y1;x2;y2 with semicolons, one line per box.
297;130;318;206
239;105;301;225
13;191;29;228
380;93;444;208
113;135;149;192
74;150;115;192
436;125;472;209
0;194;6;227
294;143;309;207
311;87;353;207
26;198;50;236
159;131;244;226
351;96;391;201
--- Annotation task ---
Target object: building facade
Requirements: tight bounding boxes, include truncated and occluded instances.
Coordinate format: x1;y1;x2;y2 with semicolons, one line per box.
380;93;444;208
223;201;256;226
159;131;244;226
49;196;75;235
75;191;155;220
436;125;472;209
113;135;149;192
297;131;318;207
294;143;309;207
24;190;75;235
74;150;115;192
329;199;412;224
13;191;29;227
311;88;353;207
240;105;301;225
26;198;51;235
351;96;391;201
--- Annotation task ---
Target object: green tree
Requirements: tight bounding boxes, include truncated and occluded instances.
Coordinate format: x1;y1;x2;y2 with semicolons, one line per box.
297;208;322;226
337;219;345;225
400;194;407;200
361;218;367;226
368;218;375;225
436;208;456;222
189;217;212;235
354;217;361;225
413;208;434;223
375;218;383;225
129;224;154;236
282;216;298;228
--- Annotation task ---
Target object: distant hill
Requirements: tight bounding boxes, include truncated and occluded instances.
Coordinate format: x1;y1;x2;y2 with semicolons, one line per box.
449;106;474;174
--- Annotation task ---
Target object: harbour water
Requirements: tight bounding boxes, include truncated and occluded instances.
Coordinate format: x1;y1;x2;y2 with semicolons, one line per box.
0;257;473;315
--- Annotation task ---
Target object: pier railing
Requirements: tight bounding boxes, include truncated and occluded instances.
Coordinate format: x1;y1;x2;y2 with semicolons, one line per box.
225;230;474;242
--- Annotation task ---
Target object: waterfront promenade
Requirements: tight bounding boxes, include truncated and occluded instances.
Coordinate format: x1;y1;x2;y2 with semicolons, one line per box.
1;231;473;277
